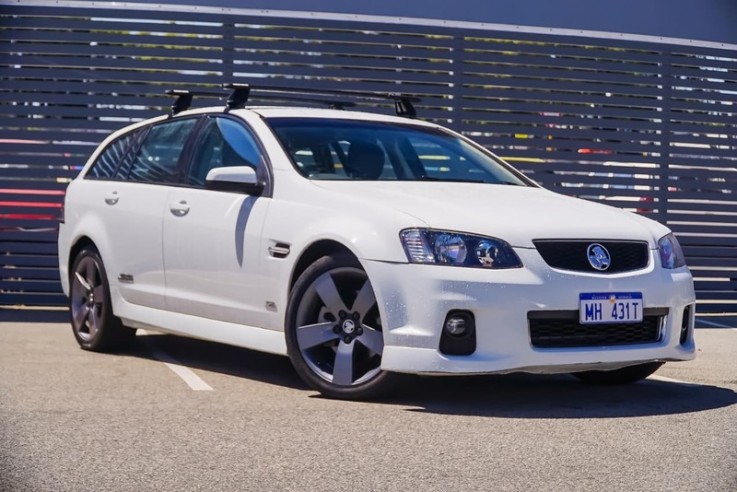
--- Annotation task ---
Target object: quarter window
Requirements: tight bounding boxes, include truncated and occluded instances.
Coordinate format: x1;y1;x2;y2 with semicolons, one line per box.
128;118;197;184
86;131;137;179
187;117;263;186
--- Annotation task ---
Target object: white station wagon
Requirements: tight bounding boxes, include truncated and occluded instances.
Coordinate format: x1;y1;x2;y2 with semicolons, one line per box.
58;84;696;399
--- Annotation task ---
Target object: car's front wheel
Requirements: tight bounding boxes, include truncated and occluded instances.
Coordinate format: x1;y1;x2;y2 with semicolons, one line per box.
69;246;136;351
572;361;664;385
285;254;397;399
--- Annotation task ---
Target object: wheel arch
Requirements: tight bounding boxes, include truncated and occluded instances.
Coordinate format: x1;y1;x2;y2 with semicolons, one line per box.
289;239;357;292
68;235;97;279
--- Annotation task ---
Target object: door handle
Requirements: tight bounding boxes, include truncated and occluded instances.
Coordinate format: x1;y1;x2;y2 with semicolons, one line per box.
104;191;119;205
169;200;190;217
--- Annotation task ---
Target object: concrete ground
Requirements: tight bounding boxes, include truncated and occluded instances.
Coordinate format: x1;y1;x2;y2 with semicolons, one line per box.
1;310;736;492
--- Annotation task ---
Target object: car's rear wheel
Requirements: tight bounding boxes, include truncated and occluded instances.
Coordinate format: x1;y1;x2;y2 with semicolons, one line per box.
572;361;664;385
285;254;397;399
70;246;135;351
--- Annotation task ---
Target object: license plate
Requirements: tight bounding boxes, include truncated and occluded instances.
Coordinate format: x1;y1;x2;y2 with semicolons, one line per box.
579;292;644;324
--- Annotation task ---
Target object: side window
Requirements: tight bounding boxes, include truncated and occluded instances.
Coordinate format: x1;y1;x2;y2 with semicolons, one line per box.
86;131;137;179
128;118;197;184
187;117;263;186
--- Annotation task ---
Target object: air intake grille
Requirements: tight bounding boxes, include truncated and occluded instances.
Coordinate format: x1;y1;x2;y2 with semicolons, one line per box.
528;309;666;348
533;240;649;273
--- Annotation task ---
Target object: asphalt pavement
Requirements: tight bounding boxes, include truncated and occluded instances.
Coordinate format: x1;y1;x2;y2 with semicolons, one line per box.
1;311;736;492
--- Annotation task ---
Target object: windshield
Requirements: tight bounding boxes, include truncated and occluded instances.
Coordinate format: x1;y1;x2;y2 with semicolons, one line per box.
266;118;531;186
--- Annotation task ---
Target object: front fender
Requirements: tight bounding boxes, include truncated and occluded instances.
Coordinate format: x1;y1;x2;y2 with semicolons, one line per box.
259;197;426;331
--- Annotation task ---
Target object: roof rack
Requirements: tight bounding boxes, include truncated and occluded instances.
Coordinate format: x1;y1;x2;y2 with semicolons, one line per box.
165;83;420;118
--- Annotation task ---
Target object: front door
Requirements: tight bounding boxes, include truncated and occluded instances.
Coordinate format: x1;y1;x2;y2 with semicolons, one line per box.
163;115;272;327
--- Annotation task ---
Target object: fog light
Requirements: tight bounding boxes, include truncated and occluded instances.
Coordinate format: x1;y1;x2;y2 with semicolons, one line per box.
445;315;467;336
440;310;476;356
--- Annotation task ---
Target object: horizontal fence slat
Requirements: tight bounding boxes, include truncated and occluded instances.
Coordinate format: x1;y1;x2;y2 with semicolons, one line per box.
668;216;737;226
695;282;737;292
689;257;737;268
459;99;663;120
462;53;662;75
461;39;665;63
0;254;60;268
0;242;59;254
0;167;79;179
0;266;61;281
691;270;737;279
461;68;663;87
4;4;229;22
459;125;659;142
694;291;737;300
462;89;664;110
0;292;67;306
0;42;224;60
0;279;62;292
0;230;59;242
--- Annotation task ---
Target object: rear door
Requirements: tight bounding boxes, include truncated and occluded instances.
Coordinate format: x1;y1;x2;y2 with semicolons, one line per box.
92;117;199;309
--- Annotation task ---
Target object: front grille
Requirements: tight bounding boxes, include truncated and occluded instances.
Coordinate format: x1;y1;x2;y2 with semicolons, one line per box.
528;308;667;348
533;240;649;274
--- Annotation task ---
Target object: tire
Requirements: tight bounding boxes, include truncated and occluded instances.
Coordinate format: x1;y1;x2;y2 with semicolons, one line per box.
573;361;664;385
69;246;136;352
285;254;398;399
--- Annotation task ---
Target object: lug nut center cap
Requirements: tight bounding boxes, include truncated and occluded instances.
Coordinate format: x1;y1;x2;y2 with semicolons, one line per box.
342;319;356;334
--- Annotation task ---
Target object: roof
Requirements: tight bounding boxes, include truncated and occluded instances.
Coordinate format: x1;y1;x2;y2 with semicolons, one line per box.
246;106;438;127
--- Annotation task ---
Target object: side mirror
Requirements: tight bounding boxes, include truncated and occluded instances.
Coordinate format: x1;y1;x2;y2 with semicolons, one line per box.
205;166;264;194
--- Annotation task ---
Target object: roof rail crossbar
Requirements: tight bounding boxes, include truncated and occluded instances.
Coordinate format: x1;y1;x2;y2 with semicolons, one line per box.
165;89;194;115
248;93;356;109
248;85;420;118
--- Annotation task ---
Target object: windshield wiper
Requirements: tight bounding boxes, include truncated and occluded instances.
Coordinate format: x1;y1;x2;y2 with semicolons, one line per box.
416;176;522;185
416;175;485;184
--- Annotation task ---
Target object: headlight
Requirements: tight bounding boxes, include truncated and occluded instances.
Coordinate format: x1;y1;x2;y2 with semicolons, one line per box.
400;228;522;269
658;233;686;269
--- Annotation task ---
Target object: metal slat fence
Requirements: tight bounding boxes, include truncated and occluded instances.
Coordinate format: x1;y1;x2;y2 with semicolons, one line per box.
1;4;735;313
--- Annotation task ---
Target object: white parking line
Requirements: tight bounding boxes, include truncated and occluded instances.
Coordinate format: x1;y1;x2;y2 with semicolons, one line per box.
140;330;213;391
696;318;731;328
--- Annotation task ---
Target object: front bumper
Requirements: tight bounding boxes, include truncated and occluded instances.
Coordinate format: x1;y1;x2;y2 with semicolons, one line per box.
363;248;696;375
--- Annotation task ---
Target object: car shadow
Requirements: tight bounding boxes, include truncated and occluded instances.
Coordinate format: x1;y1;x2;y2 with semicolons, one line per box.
125;331;737;419
127;331;307;391
385;373;737;419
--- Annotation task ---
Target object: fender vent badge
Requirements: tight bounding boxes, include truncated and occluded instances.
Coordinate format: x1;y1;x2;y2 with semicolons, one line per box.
118;274;134;283
268;243;290;259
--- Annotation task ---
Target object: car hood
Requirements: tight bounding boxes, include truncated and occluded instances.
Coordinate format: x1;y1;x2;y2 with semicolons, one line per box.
311;181;668;248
